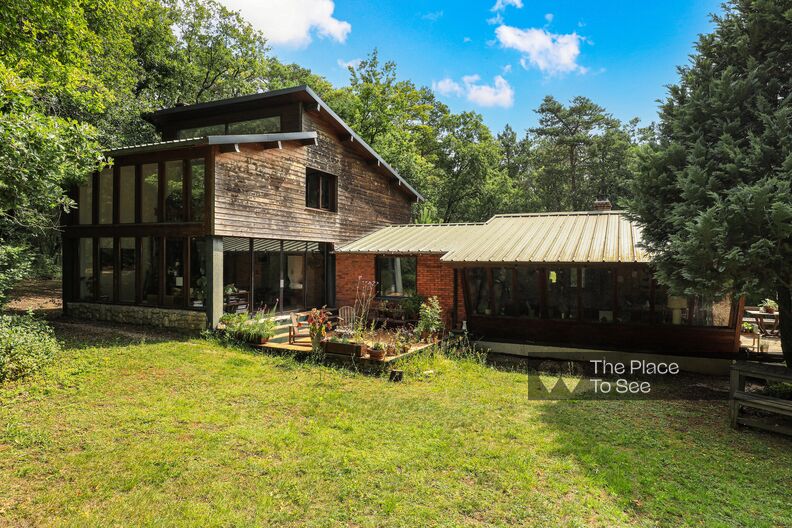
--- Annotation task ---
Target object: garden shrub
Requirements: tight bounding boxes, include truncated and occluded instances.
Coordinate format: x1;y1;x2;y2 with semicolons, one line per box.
0;312;59;382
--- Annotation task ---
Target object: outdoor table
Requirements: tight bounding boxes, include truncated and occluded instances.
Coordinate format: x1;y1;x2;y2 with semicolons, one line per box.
746;309;780;337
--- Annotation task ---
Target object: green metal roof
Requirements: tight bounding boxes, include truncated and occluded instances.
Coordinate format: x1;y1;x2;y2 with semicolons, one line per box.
337;211;650;264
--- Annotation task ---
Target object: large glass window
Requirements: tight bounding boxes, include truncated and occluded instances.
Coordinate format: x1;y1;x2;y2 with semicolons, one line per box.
223;237;251;313
78;178;93;225
546;268;577;320
305;243;326;308
467;268;491;315
119;166;136;223
164;161;184;222
119;238;136;303
177;124;225;139
164;238;185;307
190;159;205;222
98;168;113;224
514;267;541;318
492;268;514;316
284;241;307;310
305;170;336;211
581;268;613;322
141;163;158;223
376;256;417;298
78;238;93;300
141;237;159;305
189;237;207;308
617;268;652;323
97;238;114;301
227;116;280;134
253;238;281;311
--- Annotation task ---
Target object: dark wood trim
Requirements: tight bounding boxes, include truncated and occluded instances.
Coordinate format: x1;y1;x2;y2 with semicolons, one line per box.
64;223;205;238
112;146;211;166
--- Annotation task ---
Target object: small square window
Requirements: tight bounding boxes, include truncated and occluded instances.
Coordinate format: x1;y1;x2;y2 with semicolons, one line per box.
305;170;337;212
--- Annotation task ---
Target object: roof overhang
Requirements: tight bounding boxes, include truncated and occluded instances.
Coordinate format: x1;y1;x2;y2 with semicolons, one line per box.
105;131;318;157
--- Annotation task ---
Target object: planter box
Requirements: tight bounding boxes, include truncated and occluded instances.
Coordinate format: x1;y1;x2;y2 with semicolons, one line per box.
323;341;367;357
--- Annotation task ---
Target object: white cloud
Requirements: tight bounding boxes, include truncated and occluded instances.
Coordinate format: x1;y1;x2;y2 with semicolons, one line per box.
463;36;472;43
491;0;523;12
464;75;514;108
422;10;443;21
337;58;361;70
432;74;514;108
502;64;512;74
432;78;464;97
545;13;554;23
218;0;350;48
495;24;587;75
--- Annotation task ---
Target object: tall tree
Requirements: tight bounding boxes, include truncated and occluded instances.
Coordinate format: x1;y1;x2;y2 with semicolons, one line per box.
628;0;792;366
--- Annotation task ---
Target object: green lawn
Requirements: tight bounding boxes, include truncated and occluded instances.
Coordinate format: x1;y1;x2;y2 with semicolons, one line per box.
1;323;790;527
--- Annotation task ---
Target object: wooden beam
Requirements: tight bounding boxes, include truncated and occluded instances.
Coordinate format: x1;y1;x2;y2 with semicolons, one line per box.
219;143;240;153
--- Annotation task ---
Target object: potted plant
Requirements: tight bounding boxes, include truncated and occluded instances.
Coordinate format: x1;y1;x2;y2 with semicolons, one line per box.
386;342;397;357
323;335;368;357
307;307;332;353
369;342;387;361
760;298;778;314
741;322;755;334
243;318;276;345
395;327;411;355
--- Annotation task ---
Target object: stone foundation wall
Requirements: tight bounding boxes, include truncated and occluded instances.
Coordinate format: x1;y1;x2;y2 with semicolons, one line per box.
66;302;207;332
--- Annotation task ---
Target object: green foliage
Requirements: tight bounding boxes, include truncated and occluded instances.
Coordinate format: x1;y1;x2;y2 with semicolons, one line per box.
401;292;424;320
626;0;792;364
0;312;59;382
417;296;443;336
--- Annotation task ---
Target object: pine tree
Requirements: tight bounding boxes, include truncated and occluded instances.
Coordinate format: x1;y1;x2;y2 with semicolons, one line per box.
628;0;792;366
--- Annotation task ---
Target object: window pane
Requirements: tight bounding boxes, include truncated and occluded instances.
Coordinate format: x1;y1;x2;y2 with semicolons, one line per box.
98;238;114;301
227;116;280;134
119;166;136;223
305;243;326;308
253;238;281;311
78;178;92;225
306;172;320;209
466;268;491;315
78;238;93;300
377;256;416;297
492;268;514;316
223;237;251;313
515;267;541;318
141;163;158;222
581;268;613;322
617;268;652;323
546;268;577;320
141;237;159;305
119;238;136;303
190;159;205;222
190;237;207;308
98;168;113;224
321;173;332;210
164;161;183;222
177;124;225;139
163;238;185;307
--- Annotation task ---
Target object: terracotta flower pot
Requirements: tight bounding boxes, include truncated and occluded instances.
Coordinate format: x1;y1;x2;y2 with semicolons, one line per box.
369;348;386;361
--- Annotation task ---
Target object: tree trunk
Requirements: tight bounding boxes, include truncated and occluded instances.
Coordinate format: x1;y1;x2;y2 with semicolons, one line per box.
778;285;792;368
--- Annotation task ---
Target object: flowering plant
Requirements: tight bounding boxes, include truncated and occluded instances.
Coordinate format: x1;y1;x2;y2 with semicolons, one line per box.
307;307;332;352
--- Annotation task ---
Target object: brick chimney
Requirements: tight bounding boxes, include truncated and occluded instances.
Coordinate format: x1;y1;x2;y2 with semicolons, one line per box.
593;199;612;211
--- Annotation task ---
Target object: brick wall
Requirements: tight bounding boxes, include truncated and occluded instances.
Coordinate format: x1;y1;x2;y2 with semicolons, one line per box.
335;253;466;329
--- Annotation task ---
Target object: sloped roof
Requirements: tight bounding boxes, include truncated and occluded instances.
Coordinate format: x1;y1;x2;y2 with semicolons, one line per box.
336;223;484;255
337;211;650;264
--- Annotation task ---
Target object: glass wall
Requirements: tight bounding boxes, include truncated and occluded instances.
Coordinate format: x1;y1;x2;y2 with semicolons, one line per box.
223;237;251;313
141;163;158;223
305;243;326;309
164;161;184;222
464;265;732;328
78;238;93;300
581;268;613;322
546;268;577;320
190;237;207;308
97;238;114;301
141;237;159;305
98;168;113;224
253;239;281;311
119;238;136;303
176;116;280;139
78;179;92;225
119;166;136;223
190;159;205;222
163;238;185;307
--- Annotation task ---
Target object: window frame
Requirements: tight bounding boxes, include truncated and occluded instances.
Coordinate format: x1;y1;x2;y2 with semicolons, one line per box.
375;255;418;299
305;169;338;212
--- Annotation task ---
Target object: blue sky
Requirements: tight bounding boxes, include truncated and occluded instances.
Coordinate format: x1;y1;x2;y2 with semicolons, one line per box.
220;0;722;133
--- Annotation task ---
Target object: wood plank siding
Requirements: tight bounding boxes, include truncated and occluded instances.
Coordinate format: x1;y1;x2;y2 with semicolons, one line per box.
212;110;413;244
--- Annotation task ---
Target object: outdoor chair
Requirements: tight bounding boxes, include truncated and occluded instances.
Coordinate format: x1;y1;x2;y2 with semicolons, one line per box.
337;306;355;334
288;312;311;345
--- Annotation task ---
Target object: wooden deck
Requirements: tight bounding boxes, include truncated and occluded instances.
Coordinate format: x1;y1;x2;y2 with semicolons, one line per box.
254;339;435;371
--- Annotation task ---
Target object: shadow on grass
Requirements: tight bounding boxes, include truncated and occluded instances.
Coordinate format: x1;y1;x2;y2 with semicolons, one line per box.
53;317;197;350
533;383;792;526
